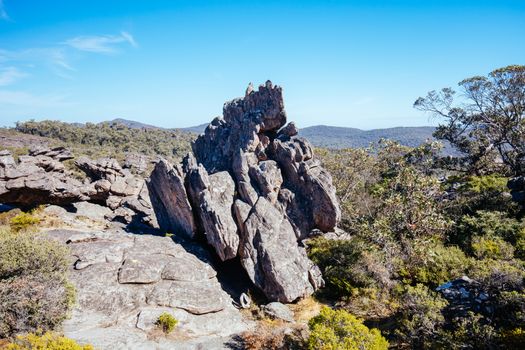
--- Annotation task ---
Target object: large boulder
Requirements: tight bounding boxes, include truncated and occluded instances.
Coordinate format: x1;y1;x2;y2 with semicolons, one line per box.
148;82;339;302
184;154;239;261
147;159;195;238
239;197;322;302
75;157;125;182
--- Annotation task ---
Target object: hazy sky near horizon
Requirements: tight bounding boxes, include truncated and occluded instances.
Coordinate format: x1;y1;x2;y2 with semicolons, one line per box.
0;1;524;129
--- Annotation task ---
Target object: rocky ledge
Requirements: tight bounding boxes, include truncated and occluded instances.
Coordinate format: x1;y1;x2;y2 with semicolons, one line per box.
148;81;341;303
43;228;251;349
0;147;157;230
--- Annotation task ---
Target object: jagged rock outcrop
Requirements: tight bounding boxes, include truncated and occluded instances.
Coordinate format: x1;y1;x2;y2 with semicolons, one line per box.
0;148;92;205
0;146;158;229
147;159;195;238
149;81;341;302
184;154;239;261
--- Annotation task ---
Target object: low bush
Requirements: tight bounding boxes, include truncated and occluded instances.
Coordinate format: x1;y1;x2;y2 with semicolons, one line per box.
307;306;388;350
6;331;93;350
0;231;69;280
393;284;447;348
0;231;74;338
308;237;391;299
442;312;499;350
156;312;178;334
399;242;470;287
471;235;515;260
454;210;523;253
9;211;40;233
0;209;22;226
500;327;525;349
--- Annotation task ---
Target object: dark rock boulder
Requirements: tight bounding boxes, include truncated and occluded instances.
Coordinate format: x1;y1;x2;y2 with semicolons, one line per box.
508;176;525;204
436;276;492;316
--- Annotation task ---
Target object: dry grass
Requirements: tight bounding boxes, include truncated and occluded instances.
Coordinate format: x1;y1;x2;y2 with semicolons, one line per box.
288;296;323;323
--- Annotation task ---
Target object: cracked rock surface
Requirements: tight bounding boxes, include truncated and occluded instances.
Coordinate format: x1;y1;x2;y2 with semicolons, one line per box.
44;228;252;350
149;81;341;302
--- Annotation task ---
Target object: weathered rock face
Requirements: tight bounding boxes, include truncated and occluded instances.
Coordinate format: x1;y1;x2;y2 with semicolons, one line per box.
147;159;195;238
183;154;239;261
149;81;340;302
0;147;90;205
44;228;251;349
0;146;158;230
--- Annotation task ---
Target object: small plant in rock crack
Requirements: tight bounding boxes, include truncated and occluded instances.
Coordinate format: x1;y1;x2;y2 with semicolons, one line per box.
156;312;178;334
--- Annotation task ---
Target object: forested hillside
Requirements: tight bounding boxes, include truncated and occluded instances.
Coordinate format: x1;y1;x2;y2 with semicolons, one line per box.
299;125;437;148
14;120;194;162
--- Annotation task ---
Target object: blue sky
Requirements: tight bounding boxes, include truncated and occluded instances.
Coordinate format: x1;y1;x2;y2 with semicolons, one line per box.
0;1;523;129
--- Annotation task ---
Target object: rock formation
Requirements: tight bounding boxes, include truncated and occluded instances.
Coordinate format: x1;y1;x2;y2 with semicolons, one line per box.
149;81;341;302
44;228;251;349
0;147;157;229
508;176;525;204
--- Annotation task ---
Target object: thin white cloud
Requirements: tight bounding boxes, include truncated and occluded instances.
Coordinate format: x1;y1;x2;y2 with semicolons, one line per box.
0;30;136;84
120;31;138;48
64;31;138;54
0;47;75;80
0;66;27;86
0;0;9;21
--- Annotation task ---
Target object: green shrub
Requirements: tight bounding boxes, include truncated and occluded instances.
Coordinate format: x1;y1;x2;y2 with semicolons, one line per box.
9;211;41;232
471;235;515;260
399;242;470;287
463;175;509;194
493;291;525;329
455;210;523;253
442;312;498;350
0;231;69;280
156;312;178;334
468;258;525;291
307;306;388;350
514;228;525;259
0;231;74;338
394;284;447;348
307;237;391;298
6;331;93;350
500;327;525;349
0;209;22;226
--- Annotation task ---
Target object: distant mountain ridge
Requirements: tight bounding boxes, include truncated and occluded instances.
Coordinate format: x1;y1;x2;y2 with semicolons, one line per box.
104;118;166;130
299;125;438;149
105;118;207;134
102;118;444;150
